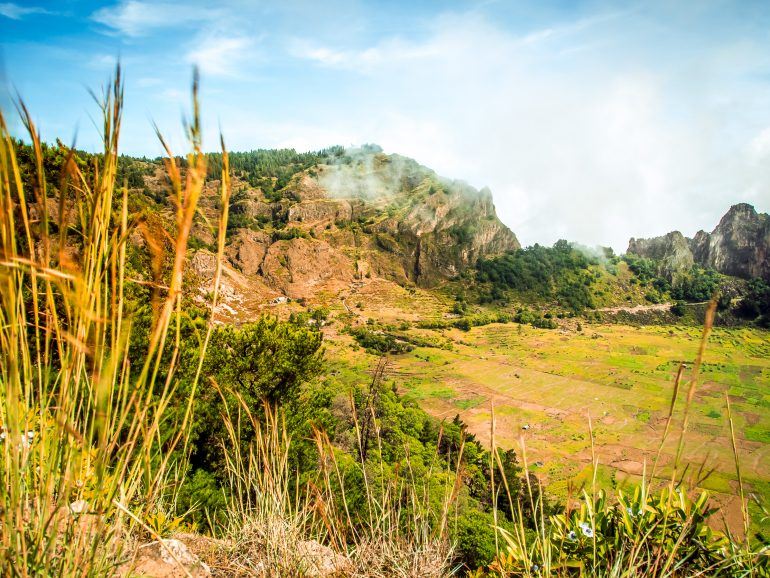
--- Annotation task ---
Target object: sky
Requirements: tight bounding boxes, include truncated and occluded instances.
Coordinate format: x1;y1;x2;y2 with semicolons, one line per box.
2;0;770;251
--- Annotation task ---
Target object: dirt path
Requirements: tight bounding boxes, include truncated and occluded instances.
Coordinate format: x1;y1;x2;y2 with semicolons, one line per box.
597;303;672;314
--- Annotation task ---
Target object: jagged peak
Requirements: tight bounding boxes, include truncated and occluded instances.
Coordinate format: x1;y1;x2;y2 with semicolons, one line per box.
627;203;770;281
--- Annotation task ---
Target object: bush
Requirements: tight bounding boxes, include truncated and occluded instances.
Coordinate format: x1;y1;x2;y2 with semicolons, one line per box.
671;301;686;317
272;226;308;241
737;278;770;324
671;266;721;302
350;327;413;354
488;486;736;576
184;316;324;474
645;291;662;304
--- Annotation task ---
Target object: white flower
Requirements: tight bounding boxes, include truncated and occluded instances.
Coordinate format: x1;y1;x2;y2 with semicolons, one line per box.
69;500;88;514
26;431;35;440
581;525;594;538
567;530;577;541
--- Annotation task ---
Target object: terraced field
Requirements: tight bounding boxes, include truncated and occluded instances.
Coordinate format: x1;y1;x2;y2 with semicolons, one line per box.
325;320;770;532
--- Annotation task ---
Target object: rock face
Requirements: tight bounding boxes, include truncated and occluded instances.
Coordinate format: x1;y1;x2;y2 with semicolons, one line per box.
205;149;519;301
259;238;357;298
366;184;519;286
627;204;770;280
627;231;694;280
691;203;770;279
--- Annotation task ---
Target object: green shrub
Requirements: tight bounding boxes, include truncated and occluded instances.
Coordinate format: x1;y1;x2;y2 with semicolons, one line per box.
350;327;414;354
671;301;686;317
671;266;721;302
737;278;770;325
489;486;735;577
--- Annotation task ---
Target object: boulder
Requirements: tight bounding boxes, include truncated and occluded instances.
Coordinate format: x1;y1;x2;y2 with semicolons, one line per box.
297;540;352;577
125;539;211;578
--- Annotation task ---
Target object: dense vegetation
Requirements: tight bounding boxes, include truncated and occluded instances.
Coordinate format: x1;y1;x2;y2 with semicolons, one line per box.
738;277;770;327
474;242;769;329
207;147;343;200
476;240;598;313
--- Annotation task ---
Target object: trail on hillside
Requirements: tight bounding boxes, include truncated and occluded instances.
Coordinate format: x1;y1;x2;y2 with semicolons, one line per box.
597;303;672;314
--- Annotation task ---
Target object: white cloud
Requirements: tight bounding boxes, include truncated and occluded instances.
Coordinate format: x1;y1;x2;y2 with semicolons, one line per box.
185;35;255;77
0;2;48;19
290;37;444;71
91;1;214;37
48;2;768;249
285;10;770;250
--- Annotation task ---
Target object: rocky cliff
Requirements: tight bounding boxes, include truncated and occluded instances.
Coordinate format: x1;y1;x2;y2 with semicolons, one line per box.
627;231;694;280
627;203;770;280
185;148;519;306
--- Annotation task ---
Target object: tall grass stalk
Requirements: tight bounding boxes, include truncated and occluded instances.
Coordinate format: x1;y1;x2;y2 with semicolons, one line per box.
0;67;225;576
214;389;458;576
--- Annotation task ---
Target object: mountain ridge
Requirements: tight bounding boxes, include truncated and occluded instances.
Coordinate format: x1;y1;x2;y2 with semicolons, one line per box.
174;146;520;316
627;203;770;280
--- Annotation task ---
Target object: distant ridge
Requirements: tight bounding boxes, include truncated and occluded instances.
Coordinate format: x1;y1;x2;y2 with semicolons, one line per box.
627;203;770;280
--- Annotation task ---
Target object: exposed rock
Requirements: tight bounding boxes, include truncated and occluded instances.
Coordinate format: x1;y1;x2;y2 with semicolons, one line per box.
627;231;694;279
260;238;357;298
297;539;352;577
368;184;519;285
189;250;218;279
287;174;327;200
288;199;353;223
225;228;271;276
189;148;519;299
627;204;770;280
241;198;273;220
691;203;770;280
125;539;211;578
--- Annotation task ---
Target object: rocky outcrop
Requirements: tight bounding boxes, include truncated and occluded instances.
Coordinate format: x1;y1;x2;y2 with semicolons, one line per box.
225;229;271;276
123;539;211;577
259;238;357;298
221;150;519;293
288;174;327;200
627;231;694;279
626;204;770;280
242;198;273;220
690;203;770;280
288;199;353;223
374;186;519;285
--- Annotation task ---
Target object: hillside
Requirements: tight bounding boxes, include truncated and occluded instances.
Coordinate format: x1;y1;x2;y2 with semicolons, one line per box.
112;145;523;323
207;146;516;287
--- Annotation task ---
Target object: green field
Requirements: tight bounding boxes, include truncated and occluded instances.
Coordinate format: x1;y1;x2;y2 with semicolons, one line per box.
325;319;770;532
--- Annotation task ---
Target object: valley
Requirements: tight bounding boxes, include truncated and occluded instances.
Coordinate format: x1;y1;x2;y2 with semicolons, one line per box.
173;143;770;535
323;319;770;532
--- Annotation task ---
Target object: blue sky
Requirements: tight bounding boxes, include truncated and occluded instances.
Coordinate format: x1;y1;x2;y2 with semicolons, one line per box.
2;0;770;250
